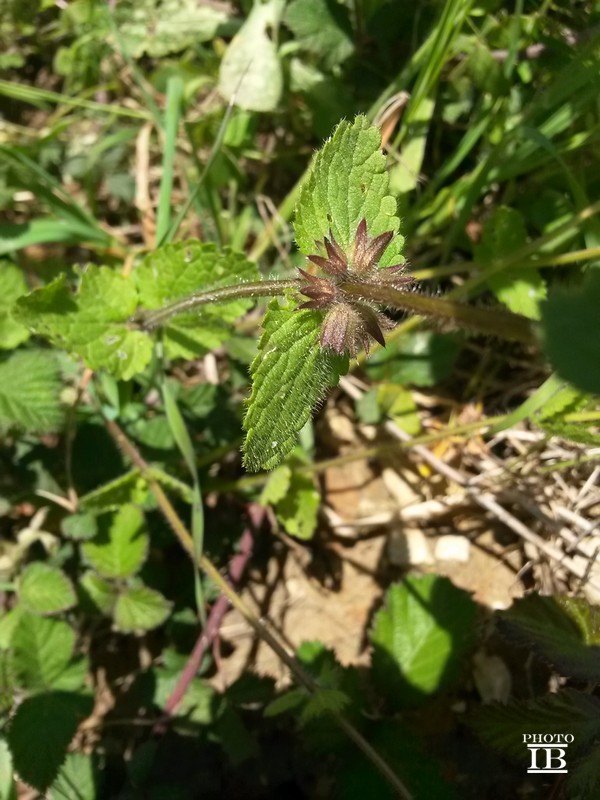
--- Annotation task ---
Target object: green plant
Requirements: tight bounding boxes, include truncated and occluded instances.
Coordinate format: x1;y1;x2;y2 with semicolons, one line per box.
1;2;600;797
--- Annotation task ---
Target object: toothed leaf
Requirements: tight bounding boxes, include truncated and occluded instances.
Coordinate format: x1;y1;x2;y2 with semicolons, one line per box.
243;298;347;471
0;350;63;432
15;269;152;380
8;692;93;793
294;116;404;268
135;241;260;360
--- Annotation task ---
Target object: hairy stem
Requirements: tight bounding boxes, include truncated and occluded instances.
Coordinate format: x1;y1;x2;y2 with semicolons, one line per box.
136;279;300;330
342;281;537;344
135;275;536;346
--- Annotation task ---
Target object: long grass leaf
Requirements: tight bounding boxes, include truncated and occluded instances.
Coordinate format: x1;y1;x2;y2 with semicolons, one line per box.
156;77;184;246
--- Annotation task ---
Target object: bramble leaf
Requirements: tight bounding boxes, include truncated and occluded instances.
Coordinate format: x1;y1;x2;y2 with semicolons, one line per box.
60;512;98;542
0;350;63;432
294;115;404;268
0;738;16;800
82;505;148;580
284;0;353;69
113;585;173;634
541;269;600;394
19;563;76;616
135;242;260;359
79;571;117;616
8;692;93;793
0;262;29;349
471;689;600;762
15;269;153;380
370;575;477;708
10;614;81;692
243;298;347;471
498;594;600;680
474;206;546;320
49;752;98;800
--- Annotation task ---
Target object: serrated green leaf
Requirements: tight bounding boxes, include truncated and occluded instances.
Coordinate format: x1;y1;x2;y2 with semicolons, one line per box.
49;752;98;800
78;571;117;616
264;688;307;718
243;298;347;471
260;465;292;506
294;116;404;267
8;692;93;793
11;614;78;691
117;0;229;58
537;383;589;422
567;745;600;799
370;575;477;708
218;0;284;112
60;512;98;541
0;350;63;432
19;563;76;616
78;467;192;512
300;688;350;724
135;241;260;359
471;689;600;762
82;505;148;580
0;608;21;651
0;262;29;349
498;594;600;680
78;469;149;512
474;207;546;320
284;0;353;69
541;269;600;394
113;585;172;634
15;269;153;380
274;471;320;540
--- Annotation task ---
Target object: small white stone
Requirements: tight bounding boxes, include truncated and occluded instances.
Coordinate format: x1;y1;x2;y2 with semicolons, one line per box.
434;535;470;562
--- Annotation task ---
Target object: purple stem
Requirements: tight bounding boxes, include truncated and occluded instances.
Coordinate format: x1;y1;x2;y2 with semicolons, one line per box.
159;505;263;722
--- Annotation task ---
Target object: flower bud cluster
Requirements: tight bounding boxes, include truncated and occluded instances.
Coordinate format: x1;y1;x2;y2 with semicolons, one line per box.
298;219;412;357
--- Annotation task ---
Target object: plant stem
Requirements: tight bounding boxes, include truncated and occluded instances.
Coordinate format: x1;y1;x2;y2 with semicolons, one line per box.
102;414;412;800
159;511;259;726
136;276;536;346
342;282;537;344
136;279;300;331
